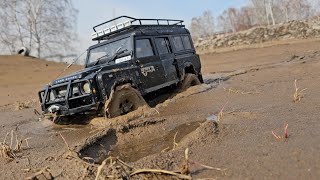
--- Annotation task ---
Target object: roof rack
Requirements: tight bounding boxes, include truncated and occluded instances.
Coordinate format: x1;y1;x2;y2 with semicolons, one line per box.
91;16;184;41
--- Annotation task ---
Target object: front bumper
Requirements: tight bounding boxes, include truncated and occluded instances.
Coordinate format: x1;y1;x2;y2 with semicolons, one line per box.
44;103;97;116
39;79;98;116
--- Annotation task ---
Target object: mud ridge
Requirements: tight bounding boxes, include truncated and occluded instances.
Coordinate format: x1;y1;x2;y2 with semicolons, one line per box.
131;121;221;172
116;118;166;133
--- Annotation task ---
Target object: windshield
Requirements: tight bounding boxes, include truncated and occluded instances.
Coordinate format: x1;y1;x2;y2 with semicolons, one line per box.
87;37;132;65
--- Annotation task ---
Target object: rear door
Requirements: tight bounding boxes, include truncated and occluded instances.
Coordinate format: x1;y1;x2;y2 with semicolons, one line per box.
154;37;178;83
135;37;166;93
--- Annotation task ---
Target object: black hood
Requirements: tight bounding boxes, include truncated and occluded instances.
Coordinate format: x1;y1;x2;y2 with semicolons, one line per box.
52;65;102;85
52;59;134;85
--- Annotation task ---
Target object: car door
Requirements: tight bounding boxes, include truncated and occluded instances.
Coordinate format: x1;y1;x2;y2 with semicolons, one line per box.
154;37;178;83
135;37;166;93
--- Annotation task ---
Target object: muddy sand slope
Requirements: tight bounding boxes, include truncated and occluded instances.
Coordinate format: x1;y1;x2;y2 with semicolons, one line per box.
0;40;320;179
0;55;82;107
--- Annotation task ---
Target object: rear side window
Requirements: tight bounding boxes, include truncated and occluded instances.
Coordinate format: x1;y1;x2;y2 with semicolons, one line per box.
155;37;172;55
182;36;192;50
172;36;184;51
136;39;154;58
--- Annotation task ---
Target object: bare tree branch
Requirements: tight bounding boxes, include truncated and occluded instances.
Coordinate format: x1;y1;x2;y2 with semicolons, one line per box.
0;0;77;58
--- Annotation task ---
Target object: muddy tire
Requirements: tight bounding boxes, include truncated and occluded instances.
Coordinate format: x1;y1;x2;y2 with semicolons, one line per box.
105;84;147;118
180;73;201;91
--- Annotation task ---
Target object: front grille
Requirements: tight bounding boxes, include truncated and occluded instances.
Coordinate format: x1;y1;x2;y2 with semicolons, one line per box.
69;95;93;109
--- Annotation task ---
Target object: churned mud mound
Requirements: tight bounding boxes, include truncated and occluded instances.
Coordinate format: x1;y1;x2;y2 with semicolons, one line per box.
90;80;220;128
78;118;211;164
78;117;167;163
75;120;221;179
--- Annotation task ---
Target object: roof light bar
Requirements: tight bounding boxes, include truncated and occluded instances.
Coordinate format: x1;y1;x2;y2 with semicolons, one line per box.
104;28;111;34
92;32;98;39
91;16;184;40
123;20;131;27
92;20;133;40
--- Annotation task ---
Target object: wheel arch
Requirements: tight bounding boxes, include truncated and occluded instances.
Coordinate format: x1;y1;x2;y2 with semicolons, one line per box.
180;62;196;80
181;62;203;83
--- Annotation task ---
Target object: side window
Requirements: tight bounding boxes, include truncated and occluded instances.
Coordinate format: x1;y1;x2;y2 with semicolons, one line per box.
182;36;192;50
136;39;154;58
172;36;184;51
155;37;172;55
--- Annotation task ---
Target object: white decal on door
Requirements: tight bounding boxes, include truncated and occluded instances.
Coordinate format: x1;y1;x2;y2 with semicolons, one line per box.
141;66;155;76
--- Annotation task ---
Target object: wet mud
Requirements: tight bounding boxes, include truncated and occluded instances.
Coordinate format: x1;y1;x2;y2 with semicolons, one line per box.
2;41;320;179
78;121;204;163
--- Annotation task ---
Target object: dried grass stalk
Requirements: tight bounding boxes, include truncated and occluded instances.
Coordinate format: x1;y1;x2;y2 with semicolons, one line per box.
173;131;179;150
272;124;289;140
0;130;30;160
293;79;307;102
218;102;228;122
26;167;53;180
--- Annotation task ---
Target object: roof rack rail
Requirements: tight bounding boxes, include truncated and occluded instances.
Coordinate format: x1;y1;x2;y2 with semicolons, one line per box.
91;16;184;41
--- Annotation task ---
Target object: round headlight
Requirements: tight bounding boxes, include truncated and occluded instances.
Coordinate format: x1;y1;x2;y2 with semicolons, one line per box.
82;82;91;94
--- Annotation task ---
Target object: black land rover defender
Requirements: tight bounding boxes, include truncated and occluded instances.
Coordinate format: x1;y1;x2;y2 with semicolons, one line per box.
38;16;203;120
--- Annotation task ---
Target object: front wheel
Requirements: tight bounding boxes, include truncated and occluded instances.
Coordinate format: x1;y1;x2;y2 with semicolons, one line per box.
104;84;147;118
180;73;201;91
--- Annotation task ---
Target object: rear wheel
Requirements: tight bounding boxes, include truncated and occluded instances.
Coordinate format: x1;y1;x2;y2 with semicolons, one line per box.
180;73;201;91
104;84;147;118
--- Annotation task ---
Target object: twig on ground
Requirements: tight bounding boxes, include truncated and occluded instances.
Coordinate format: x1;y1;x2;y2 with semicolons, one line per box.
10;130;13;149
218;102;229;122
130;169;192;180
117;158;134;170
179;148;225;176
272;124;289;140
180;148;190;175
173;132;178;150
33;109;41;116
26;167;53;180
59;133;70;150
272;131;281;140
161;147;170;153
284;124;289;139
293;79;307;102
95;157;110;180
154;108;160;115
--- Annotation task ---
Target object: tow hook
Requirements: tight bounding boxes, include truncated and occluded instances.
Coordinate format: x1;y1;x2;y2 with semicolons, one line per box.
47;105;61;122
48;105;60;113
